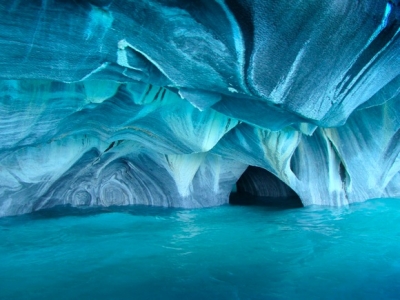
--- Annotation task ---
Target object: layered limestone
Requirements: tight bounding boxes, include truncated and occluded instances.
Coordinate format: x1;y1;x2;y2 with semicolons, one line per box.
0;0;399;216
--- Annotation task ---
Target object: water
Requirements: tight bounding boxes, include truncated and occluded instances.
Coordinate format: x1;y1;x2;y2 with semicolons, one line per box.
0;199;399;300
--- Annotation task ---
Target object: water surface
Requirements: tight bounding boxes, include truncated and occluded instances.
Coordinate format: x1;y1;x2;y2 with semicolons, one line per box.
1;198;399;299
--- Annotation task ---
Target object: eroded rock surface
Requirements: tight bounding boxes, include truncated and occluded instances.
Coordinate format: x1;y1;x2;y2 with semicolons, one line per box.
0;0;399;216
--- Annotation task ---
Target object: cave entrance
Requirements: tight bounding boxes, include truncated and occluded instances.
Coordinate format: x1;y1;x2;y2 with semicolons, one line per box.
230;166;303;208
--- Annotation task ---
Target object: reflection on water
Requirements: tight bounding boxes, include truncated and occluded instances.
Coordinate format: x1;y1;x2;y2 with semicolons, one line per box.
172;211;203;241
0;198;400;299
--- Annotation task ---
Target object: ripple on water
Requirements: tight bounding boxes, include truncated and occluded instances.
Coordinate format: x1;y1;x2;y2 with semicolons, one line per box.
0;198;399;299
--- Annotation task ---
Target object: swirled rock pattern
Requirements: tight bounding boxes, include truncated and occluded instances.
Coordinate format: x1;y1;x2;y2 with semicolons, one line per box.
0;0;399;216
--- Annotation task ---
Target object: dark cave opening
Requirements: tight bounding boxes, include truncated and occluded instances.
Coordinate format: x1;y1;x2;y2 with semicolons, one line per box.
230;166;303;208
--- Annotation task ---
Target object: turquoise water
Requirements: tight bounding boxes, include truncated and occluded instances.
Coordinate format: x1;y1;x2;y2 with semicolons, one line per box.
1;199;400;300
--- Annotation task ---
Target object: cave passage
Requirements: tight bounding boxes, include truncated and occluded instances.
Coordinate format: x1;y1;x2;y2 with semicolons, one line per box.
230;166;303;208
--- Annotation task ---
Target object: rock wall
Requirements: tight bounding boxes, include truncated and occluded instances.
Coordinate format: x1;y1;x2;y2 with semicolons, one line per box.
0;0;399;216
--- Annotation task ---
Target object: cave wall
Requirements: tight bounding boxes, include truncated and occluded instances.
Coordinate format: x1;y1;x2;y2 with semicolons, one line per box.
0;0;399;216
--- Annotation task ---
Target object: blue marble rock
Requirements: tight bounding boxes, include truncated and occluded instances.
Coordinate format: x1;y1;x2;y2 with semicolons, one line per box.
0;0;399;216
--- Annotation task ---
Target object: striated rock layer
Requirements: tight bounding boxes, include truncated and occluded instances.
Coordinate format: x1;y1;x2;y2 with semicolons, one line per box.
0;0;399;216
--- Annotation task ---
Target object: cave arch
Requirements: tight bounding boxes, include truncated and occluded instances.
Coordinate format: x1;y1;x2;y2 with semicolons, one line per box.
230;166;303;208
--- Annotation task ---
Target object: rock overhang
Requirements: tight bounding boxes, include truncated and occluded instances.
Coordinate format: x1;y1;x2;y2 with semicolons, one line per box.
0;0;399;216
